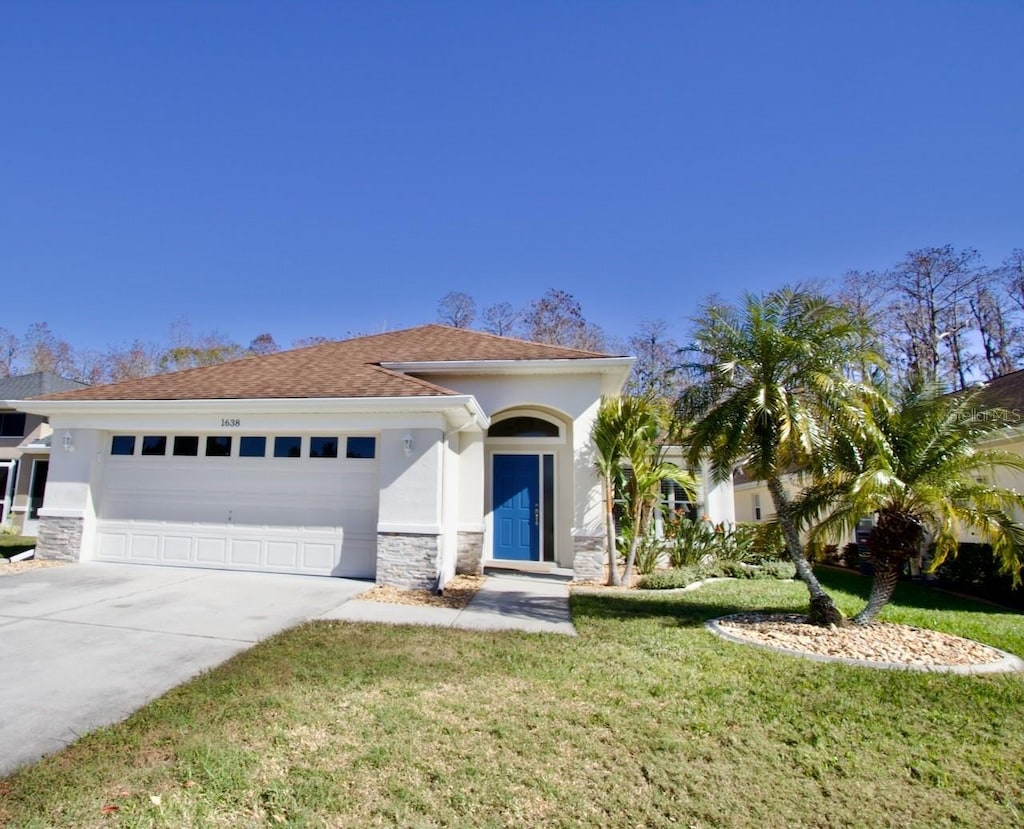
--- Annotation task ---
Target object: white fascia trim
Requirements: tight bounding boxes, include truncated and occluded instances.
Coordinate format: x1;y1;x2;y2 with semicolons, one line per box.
377;522;442;535
3;395;490;430
380;357;636;376
38;507;87;519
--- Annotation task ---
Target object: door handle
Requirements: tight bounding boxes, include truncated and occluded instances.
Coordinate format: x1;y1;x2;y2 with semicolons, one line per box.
534;506;539;526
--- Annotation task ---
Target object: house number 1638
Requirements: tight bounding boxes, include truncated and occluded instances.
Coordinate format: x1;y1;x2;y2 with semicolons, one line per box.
220;418;241;427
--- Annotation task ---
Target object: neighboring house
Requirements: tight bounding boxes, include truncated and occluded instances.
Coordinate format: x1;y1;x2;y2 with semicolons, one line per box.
8;326;735;587
961;368;1024;536
0;373;89;535
731;368;1024;539
732;466;807;525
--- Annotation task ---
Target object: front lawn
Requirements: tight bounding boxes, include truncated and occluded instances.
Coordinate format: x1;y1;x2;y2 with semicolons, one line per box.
2;570;1022;828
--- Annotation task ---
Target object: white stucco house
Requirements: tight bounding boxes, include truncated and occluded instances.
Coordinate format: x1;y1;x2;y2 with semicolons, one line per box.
6;325;733;587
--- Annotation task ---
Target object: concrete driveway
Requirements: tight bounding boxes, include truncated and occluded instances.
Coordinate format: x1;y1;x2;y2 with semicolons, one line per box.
0;562;370;775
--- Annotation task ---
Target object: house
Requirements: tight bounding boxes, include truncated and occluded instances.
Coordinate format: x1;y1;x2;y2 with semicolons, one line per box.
730;368;1024;537
0;372;89;535
4;326;735;586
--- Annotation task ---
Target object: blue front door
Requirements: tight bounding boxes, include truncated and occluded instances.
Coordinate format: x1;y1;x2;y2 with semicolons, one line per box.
493;454;540;561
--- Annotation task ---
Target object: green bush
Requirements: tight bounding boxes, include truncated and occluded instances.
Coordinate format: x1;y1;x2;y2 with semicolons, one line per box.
636;567;707;590
632;532;664;575
662;517;717;567
0;536;36;558
934;542;1024;610
636;559;796;589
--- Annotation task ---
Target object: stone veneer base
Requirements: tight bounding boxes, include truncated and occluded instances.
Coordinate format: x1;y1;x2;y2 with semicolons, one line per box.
571;535;606;582
35;516;84;562
376;532;441;591
456;531;484;575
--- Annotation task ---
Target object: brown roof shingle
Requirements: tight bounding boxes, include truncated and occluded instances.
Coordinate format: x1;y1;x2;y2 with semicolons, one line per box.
38;325;623;402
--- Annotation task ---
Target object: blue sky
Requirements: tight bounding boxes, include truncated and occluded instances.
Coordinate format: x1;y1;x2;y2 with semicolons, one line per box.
2;1;1022;354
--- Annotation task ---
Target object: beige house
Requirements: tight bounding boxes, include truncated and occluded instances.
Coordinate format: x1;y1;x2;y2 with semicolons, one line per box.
731;368;1024;539
0;373;88;535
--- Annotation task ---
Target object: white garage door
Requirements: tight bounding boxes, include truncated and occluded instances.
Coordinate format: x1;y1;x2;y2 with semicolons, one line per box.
94;443;379;578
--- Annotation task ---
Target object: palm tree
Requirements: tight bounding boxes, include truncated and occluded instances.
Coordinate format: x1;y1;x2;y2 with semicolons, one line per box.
593;395;696;586
678;287;880;626
799;381;1024;625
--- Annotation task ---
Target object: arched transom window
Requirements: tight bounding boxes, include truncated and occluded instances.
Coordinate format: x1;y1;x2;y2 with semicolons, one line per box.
487;416;560;438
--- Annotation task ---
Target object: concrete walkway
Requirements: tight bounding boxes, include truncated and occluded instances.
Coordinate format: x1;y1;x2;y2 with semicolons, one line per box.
323;571;576;635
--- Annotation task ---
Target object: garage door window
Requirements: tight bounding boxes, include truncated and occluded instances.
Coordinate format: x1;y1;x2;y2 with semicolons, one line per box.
111;435;136;455
310;437;339;458
206;436;232;456
274;436;302;458
239;436;266;457
173;436;200;456
141;436;167;456
347;437;376;459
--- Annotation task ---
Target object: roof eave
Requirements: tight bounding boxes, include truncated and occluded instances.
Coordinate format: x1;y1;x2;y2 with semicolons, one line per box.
3;395;490;430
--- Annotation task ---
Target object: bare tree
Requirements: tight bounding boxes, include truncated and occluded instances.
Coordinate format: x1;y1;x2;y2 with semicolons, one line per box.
623;319;686;399
884;246;981;389
998;248;1024;315
104;340;159;383
521;288;606;351
157;317;242;373
0;328;19;377
437;291;476;328
248;333;279;356
480;302;520;337
969;280;1017;379
833;270;894;382
23;321;76;377
291;335;333;348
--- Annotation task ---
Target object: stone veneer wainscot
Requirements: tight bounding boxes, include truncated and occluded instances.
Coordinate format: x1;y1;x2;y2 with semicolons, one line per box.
571;534;605;582
34;515;84;562
376;532;441;591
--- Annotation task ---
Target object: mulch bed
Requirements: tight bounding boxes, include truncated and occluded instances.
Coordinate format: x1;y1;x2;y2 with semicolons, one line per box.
0;559;69;576
714;612;1011;669
358;575;484;609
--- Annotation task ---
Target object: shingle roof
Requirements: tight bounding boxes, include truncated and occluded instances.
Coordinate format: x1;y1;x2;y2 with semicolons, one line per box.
36;325;624;402
0;372;88;399
975;368;1024;412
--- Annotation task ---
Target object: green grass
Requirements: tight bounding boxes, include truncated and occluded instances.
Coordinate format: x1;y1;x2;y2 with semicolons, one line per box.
2;569;1022;828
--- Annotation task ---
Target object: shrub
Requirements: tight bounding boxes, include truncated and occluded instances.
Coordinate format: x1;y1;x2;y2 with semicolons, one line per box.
632;532;664;575
636;567;706;590
934;542;1024;610
663;517;718;568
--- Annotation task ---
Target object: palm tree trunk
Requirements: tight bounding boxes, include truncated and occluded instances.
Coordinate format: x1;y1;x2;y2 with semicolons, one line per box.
853;557;901;625
766;476;845;627
853;508;923;624
603;476;621;586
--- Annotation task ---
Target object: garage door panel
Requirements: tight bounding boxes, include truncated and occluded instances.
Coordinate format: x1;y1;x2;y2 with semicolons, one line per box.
196;537;228;564
94;455;379;578
265;542;296;568
163;536;192;562
230;540;262;567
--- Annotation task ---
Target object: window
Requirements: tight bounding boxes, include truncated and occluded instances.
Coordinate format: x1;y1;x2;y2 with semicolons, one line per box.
753;493;762;521
0;413;27;438
141;436;167;456
239;436;266;457
310;437;338;458
661;477;698;522
487;416;559;438
173;436;200;456
274;436;302;458
206;436;232;457
346;436;376;459
28;460;49;520
111;435;136;455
